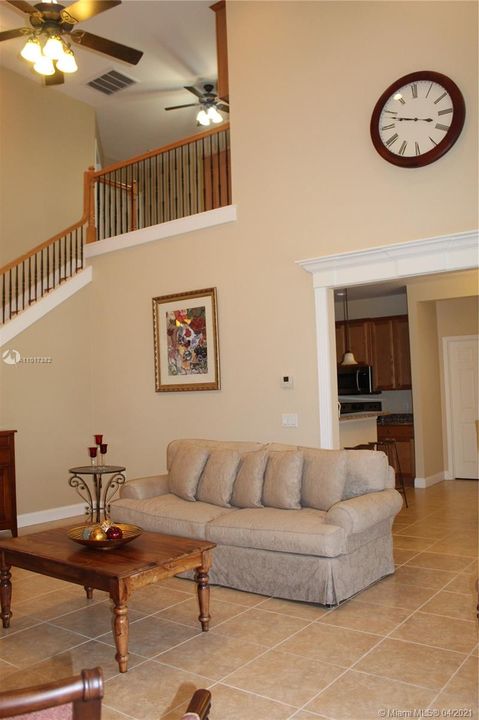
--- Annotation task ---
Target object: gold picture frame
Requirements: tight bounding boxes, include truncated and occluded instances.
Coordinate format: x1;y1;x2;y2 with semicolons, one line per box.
152;287;220;392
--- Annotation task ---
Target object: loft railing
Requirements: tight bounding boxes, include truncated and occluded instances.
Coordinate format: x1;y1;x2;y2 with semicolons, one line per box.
0;124;231;325
88;124;231;242
1;220;87;325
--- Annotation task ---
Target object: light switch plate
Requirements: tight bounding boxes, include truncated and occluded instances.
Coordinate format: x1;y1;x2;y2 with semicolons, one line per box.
282;413;298;427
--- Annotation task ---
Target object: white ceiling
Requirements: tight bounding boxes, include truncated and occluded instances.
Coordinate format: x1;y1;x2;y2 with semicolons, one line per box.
0;0;219;163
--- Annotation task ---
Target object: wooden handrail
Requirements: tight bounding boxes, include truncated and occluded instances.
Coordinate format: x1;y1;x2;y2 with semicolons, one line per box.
1;125;230;276
92;122;230;178
0;217;86;276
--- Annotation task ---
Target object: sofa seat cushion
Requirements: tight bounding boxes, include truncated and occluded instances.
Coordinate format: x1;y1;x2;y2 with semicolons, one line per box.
110;493;236;540
206;508;346;557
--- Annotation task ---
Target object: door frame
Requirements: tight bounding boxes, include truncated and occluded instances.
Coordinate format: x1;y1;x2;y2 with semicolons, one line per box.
442;334;479;480
297;229;478;449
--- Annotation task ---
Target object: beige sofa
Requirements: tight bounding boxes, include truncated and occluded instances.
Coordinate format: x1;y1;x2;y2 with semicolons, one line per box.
110;439;403;605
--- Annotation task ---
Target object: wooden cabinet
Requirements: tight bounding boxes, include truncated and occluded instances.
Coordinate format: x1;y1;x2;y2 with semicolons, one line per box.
336;319;372;365
392;315;412;389
336;314;412;391
210;1;229;102
378;424;415;484
370;318;395;390
0;430;17;537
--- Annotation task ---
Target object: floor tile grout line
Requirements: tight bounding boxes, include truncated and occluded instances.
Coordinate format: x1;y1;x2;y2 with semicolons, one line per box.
291;570;475;717
425;644;478;711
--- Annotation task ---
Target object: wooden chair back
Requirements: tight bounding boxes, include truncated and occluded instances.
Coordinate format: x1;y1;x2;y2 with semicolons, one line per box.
0;668;103;720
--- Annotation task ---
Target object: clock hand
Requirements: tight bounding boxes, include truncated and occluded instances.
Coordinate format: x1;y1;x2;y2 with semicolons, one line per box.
396;117;434;122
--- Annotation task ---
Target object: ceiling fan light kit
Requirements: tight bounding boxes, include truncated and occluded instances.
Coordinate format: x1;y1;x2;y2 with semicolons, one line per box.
1;0;143;84
165;83;229;127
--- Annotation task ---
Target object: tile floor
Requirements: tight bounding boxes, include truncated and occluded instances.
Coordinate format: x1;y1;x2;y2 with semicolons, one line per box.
0;480;477;719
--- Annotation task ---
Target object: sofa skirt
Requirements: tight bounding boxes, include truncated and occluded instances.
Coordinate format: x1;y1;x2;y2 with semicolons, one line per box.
182;531;395;605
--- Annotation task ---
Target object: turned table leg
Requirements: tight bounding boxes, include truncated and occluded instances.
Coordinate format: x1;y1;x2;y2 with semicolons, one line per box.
111;601;129;672
84;586;93;599
195;563;211;632
0;563;12;629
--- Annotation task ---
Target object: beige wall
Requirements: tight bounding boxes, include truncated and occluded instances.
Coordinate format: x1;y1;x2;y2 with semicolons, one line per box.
1;286;94;514
0;67;96;266
436;296;479;338
407;270;478;480
2;1;478;515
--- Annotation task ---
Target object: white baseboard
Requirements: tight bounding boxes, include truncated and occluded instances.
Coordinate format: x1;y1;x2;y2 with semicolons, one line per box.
18;502;85;528
414;471;445;488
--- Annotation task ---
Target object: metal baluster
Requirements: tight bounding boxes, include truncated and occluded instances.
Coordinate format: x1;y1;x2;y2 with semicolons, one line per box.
2;273;6;323
34;252;38;301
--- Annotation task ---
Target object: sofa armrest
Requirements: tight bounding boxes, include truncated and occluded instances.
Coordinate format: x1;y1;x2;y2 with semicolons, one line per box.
120;473;169;500
325;489;402;536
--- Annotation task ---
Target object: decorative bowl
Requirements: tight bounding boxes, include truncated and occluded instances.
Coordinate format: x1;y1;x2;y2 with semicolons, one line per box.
67;523;142;550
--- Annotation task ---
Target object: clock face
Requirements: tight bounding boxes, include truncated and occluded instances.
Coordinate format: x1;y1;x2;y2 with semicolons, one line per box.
371;71;465;167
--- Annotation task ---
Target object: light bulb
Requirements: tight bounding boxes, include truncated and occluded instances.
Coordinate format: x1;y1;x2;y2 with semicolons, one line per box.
33;55;55;76
20;37;42;63
56;48;78;73
207;106;223;124
196;109;210;126
43;35;64;60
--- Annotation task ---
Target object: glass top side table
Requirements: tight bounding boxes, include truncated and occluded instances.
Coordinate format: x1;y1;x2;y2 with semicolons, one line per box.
68;465;126;522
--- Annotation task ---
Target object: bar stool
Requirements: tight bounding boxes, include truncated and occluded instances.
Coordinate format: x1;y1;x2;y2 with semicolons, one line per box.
369;439;408;508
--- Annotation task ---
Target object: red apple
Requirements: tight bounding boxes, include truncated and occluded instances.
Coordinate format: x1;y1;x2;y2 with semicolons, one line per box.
106;526;123;540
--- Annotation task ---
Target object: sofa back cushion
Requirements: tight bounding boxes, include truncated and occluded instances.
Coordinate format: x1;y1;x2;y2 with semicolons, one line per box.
342;450;389;498
301;448;348;510
262;451;303;509
168;446;209;501
196;449;241;507
167;439;264;471
231;448;268;508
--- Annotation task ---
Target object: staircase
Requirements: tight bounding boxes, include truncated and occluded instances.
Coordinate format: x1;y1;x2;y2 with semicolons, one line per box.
0;124;231;339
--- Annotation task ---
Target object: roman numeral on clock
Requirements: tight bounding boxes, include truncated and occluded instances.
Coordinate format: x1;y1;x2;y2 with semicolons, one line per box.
381;123;396;131
415;142;421;156
411;83;418;99
435;123;450;132
385;133;399;147
398;141;407;156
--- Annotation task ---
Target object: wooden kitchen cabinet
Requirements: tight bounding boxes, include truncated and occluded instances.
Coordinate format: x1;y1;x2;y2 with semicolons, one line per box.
335;319;372;365
377;424;415;484
392;315;412;389
0;430;17;537
370;318;395;390
336;314;412;391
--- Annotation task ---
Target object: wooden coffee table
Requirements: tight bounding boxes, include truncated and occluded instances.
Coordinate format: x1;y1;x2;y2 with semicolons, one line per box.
0;527;215;673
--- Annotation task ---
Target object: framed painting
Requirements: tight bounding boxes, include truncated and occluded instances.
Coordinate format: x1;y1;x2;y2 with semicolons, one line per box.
152;287;220;392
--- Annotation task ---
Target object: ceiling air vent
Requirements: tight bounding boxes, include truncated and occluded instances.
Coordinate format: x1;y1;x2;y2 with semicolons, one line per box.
87;70;136;96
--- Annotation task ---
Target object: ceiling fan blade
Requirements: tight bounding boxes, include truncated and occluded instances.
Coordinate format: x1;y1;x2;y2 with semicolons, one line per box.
44;68;64;86
6;0;36;14
165;103;199;111
0;27;26;41
184;86;204;99
71;30;143;65
217;103;229;113
62;0;121;23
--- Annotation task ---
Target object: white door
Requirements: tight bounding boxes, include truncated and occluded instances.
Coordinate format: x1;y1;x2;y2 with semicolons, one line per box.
445;336;479;479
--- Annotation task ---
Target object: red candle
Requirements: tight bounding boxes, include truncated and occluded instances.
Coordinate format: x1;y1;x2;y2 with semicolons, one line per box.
100;443;108;455
88;446;98;458
94;434;103;445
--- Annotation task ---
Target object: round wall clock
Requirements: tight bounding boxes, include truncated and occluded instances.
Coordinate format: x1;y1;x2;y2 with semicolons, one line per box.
370;71;465;167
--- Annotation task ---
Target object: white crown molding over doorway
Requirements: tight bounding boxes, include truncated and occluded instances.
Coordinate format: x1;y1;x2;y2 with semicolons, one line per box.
297;229;479;450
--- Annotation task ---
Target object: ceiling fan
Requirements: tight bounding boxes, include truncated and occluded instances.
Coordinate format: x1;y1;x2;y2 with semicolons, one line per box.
0;0;143;85
165;84;229;126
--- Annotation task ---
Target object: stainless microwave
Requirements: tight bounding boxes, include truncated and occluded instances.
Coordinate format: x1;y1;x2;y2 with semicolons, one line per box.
338;365;376;395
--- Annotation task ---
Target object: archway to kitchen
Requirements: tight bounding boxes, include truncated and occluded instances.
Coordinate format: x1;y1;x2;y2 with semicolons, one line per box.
298;230;478;487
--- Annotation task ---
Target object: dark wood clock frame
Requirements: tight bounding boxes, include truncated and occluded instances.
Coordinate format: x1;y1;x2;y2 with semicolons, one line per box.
370;70;466;168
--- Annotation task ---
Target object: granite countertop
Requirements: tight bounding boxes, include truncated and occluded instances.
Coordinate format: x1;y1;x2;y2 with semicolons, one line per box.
377;413;414;426
340;411;387;422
